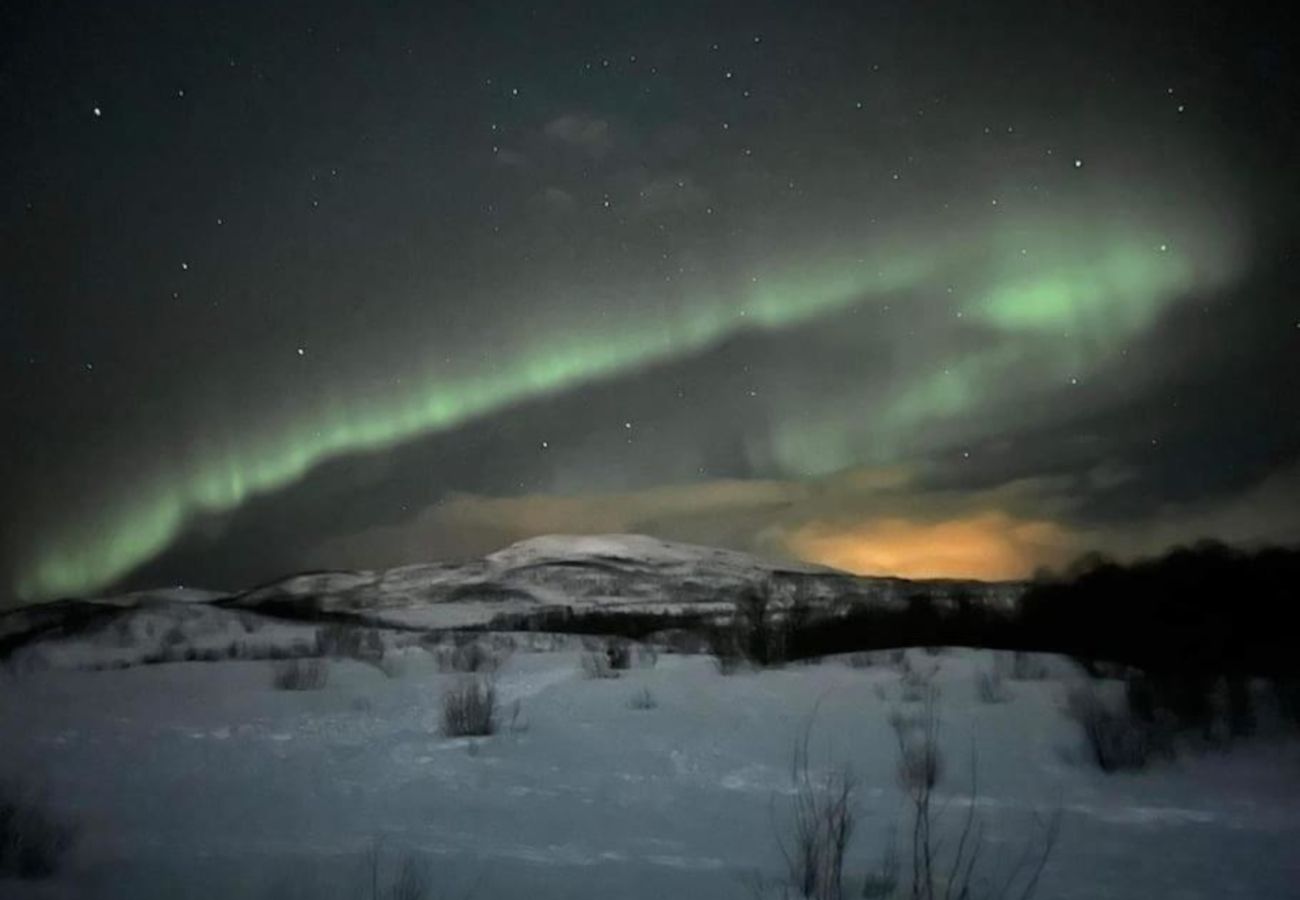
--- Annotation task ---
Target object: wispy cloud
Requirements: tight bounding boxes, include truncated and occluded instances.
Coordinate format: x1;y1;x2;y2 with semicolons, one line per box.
543;113;614;156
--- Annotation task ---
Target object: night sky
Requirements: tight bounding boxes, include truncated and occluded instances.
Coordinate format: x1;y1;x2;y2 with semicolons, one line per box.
2;1;1298;605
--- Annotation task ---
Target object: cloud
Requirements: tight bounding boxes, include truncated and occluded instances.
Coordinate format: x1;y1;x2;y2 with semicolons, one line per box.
782;512;1077;581
303;478;804;570
285;455;1300;582
539;186;577;211
543;114;614;156
300;464;1083;579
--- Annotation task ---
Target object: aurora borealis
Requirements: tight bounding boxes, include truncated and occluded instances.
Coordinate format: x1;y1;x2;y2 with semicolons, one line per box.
2;1;1297;604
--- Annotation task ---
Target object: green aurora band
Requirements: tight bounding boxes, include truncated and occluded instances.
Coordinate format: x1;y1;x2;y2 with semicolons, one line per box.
15;210;1240;601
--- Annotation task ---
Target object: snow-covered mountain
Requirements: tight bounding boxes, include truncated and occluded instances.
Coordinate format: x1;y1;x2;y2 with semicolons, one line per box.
221;533;1023;630
1;534;1024;659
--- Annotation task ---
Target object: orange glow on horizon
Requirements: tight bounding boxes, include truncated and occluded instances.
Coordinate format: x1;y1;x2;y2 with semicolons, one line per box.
786;511;1074;581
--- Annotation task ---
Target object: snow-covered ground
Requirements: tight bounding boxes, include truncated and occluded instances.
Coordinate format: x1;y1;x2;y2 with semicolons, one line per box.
2;643;1297;899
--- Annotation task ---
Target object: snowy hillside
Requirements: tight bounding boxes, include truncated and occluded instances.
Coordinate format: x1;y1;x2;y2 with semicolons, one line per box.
0;534;1022;673
224;533;1020;631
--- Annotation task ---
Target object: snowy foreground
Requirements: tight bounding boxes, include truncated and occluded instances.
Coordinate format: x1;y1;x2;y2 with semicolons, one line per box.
2;645;1298;899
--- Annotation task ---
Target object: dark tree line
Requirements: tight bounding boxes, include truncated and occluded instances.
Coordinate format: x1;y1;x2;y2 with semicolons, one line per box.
1015;541;1300;678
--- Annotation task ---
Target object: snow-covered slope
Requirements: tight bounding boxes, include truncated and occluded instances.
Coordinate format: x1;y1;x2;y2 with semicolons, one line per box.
224;533;1021;630
2;647;1296;899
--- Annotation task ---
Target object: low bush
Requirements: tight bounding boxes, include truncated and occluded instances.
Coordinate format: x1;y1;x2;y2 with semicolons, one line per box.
375;655;407;679
580;651;618;679
974;668;1011;704
1064;683;1170;772
430;640;504;674
441;677;497;737
316;624;385;663
581;639;634;679
0;780;78;878
707;627;746;675
898;662;939;704
627;687;658;710
271;658;329;691
362;841;430;900
1009;651;1051;681
890;703;944;794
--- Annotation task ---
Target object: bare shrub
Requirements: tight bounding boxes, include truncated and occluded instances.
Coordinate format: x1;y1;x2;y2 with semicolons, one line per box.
974;669;1011;704
0;780;78;878
1064;683;1167;772
760;699;1059;900
606;638;633;671
775;728;857;900
661;628;709;655
362;841;430;900
899;664;939;705
1009;652;1050;681
441;676;497;737
627;687;658;710
580;651;618;680
858;839;899;899
890;697;1058;900
376;655;407;680
161;624;186;648
270;658;329;691
316;624;384;663
890;702;944;795
736;580;778;666
581;639;634;679
431;640;503;675
505;699;528;733
713;580;785;674
708;627;747;675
